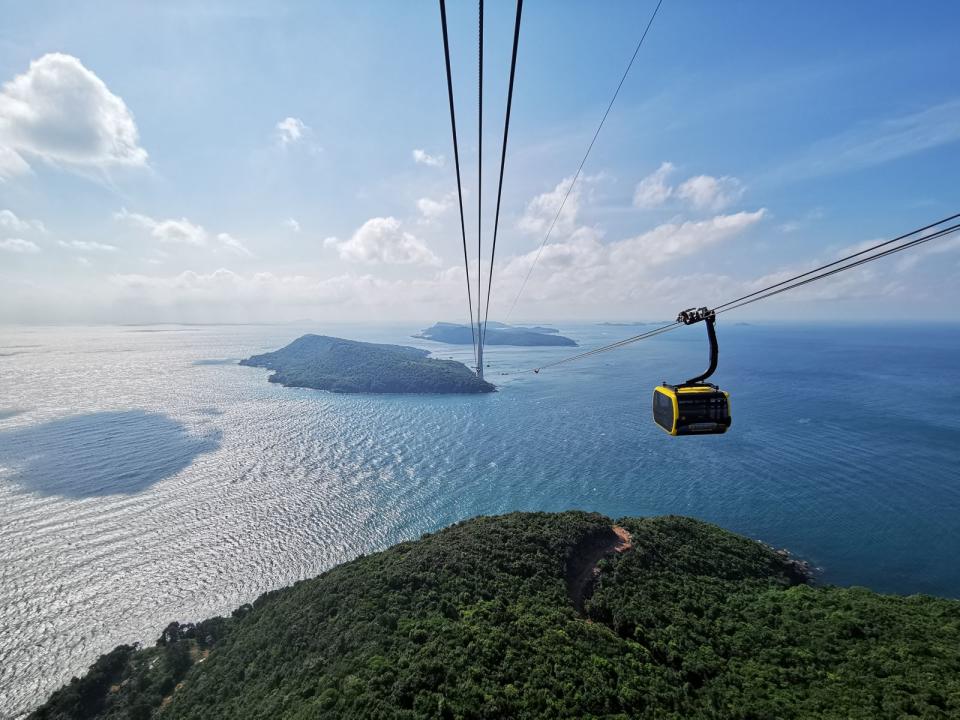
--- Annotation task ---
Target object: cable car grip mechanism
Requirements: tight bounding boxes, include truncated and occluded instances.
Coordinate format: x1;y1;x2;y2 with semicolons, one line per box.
676;306;718;386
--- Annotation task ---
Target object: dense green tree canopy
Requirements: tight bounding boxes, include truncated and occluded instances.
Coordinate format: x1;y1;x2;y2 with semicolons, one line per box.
239;335;494;394
31;513;960;719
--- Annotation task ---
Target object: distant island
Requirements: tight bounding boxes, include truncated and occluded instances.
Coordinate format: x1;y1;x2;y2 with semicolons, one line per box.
31;512;960;719
597;320;666;326
239;334;494;394
417;321;577;346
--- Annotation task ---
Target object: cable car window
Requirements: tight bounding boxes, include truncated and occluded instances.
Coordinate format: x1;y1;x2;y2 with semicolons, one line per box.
653;390;675;431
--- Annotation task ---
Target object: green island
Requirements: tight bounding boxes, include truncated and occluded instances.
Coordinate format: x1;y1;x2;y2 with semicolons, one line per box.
31;512;959;719
416;322;578;347
239;334;494;394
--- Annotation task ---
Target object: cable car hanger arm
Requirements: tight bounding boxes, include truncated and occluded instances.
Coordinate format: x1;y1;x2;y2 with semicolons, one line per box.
677;307;718;386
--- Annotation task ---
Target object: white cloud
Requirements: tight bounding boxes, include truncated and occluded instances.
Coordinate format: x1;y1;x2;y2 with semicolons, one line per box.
633;162;675;208
0;53;147;179
676;174;745;212
115;209;208;245
58;239;117;252
110;268;398;309
417;193;454;221
0;237;40;253
0;209;45;232
730;231;949;306
98;265;492;323
216;232;254;257
275;117;305;144
115;209;254;256
633;163;745;212
611;210;766;267
273;117;321;154
329;216;440;266
743;264;892;302
895;233;960;272
412;149;444;167
494;209;767;314
283;217;301;232
488;176;764;314
151;218;206;245
518;176;583;237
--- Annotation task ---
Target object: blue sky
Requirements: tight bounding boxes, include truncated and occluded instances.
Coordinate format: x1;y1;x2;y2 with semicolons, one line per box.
1;0;958;324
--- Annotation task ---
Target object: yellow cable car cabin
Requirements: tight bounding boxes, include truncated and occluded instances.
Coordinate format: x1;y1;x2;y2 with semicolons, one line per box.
653;383;731;436
652;307;732;436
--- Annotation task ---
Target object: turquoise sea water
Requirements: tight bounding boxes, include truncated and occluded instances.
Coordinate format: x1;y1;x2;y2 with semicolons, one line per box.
1;322;958;717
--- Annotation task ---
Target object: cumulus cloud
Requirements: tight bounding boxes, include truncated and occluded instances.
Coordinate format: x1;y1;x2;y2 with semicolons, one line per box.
283;217;301;232
0;53;147;179
149;218;206;245
612;210;766;267
58;239;116;252
0;209;45;232
676;174;745;212
500;175;764;313
518;176;583;237
329;216;440;266
632;163;745;213
129;179;763;321
115;209;208;245
275;117;307;146
115;209;254;257
412;149;444;167
507;210;766;282
490;207;767;314
633;162;675;208
417;193;454;221
0;237;40;253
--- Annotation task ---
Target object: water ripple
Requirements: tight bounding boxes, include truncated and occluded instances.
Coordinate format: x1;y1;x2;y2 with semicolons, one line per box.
0;323;958;718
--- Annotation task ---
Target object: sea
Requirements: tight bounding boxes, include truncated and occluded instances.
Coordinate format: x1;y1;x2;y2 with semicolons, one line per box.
1;321;958;718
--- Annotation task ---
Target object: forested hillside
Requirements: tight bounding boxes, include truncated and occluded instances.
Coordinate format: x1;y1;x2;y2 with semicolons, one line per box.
31;512;960;719
239;334;495;394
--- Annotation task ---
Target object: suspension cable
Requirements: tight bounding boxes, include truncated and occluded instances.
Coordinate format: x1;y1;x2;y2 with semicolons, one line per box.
503;0;664;322
525;321;681;374
481;0;523;353
716;220;960;316
714;211;960;312
509;213;960;375
477;0;484;371
439;0;478;369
